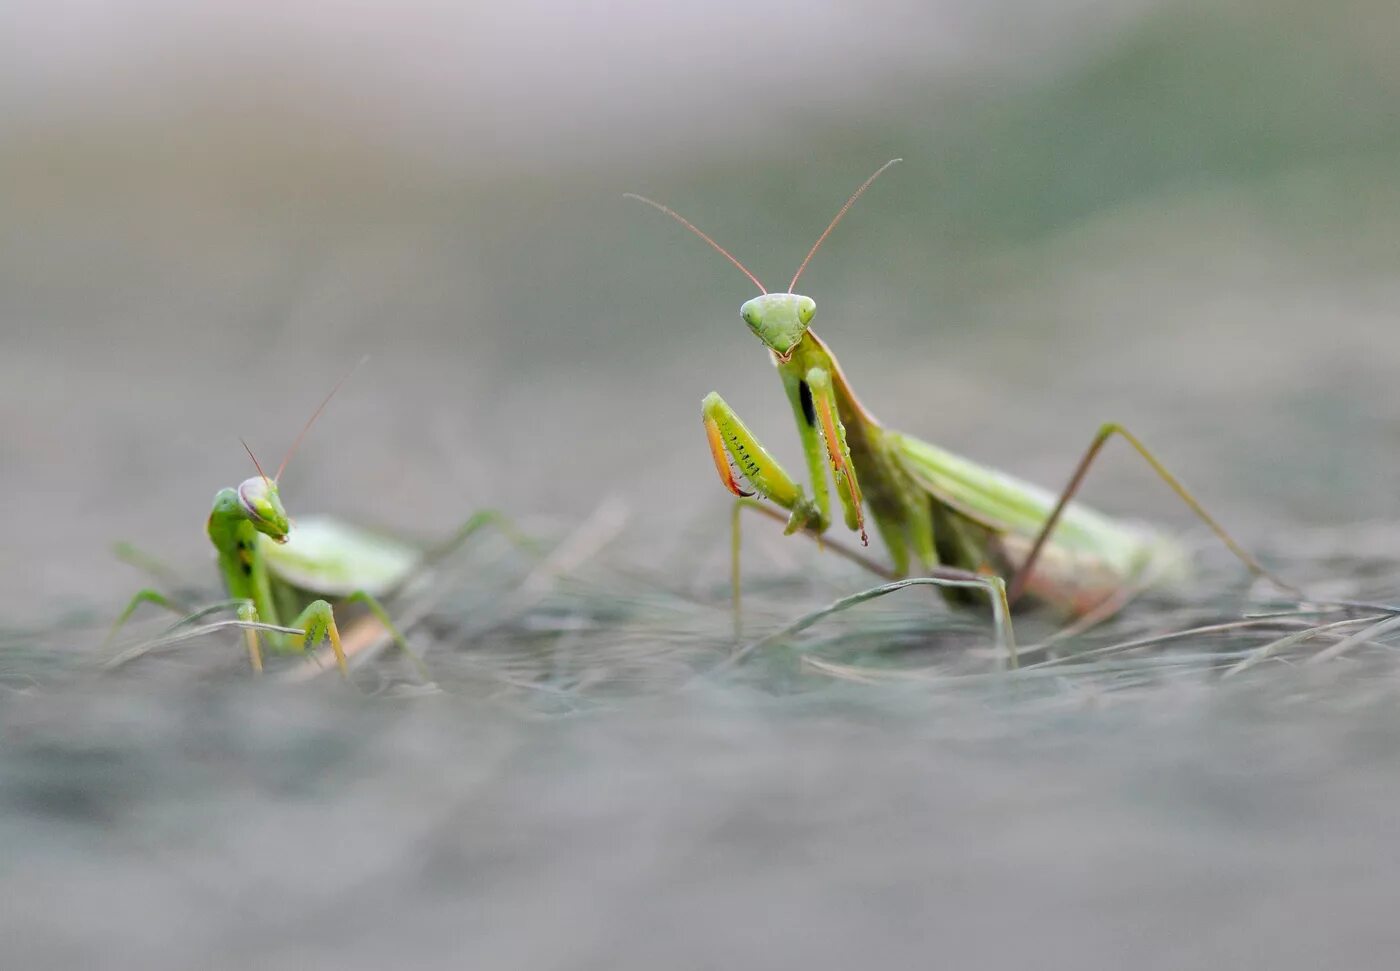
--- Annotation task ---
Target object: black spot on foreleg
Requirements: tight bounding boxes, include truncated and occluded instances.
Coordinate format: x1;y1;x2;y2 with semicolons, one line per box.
798;380;816;427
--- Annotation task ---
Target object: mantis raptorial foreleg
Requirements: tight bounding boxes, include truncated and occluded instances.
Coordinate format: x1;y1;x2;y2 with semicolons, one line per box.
333;590;430;681
706;384;1015;645
703;369;869;540
228;596;348;678
702;391;824;532
805;366;867;540
283;599;348;676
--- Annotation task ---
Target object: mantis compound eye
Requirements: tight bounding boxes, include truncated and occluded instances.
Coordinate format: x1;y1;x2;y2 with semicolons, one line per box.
237;477;270;520
237;476;290;541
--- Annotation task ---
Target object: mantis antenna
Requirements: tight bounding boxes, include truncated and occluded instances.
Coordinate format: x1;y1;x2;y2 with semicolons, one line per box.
789;158;902;293
624;193;768;295
241;438;271;486
275;355;370;482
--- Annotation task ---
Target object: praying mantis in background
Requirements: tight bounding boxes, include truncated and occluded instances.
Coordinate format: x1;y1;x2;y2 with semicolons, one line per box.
629;160;1295;643
107;365;504;676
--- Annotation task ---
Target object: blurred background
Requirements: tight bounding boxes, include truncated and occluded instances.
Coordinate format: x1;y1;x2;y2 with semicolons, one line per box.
6;0;1400;967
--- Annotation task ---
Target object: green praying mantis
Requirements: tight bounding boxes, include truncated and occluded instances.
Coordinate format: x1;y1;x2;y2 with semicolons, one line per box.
107;367;504;676
629;160;1294;643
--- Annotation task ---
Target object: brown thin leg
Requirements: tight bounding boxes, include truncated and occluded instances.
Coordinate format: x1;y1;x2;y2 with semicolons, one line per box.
1006;422;1300;606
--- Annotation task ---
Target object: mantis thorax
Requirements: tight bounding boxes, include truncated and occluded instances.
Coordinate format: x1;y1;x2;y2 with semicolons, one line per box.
740;293;816;362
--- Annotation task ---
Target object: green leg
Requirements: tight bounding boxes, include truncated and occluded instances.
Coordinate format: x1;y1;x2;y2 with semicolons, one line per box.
804;366;866;541
105;589;184;647
344;590;430;680
286;599;348;678
702;392;824;532
238;599;265;675
707;388;1016;655
704;388;823;643
778;371;834;529
1006;422;1300;606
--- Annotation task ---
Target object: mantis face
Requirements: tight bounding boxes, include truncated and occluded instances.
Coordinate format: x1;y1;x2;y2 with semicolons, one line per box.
739;293;816;361
237;476;291;543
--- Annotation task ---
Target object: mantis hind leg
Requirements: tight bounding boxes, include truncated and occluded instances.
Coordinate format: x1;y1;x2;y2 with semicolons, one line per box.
1006;422;1299;606
342;590;429;680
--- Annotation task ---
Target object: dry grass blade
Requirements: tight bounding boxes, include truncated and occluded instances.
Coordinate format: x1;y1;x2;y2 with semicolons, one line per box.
801;656;940;684
103;619;304;669
1222;614;1384;677
1305;612;1400;665
702;575;1013;680
1020;615;1327;672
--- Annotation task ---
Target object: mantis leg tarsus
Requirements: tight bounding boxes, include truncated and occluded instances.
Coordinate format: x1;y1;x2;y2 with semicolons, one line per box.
1006;422;1298;606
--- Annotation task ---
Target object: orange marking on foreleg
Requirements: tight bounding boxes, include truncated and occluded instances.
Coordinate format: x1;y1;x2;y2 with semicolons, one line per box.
814;393;866;544
704;415;753;498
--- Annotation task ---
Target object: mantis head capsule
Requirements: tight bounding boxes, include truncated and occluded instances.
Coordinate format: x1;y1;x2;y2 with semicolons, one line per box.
739;293;817;361
237;476;291;543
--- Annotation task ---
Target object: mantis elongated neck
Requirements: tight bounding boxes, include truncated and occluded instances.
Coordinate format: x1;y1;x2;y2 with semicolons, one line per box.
207;487;280;625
